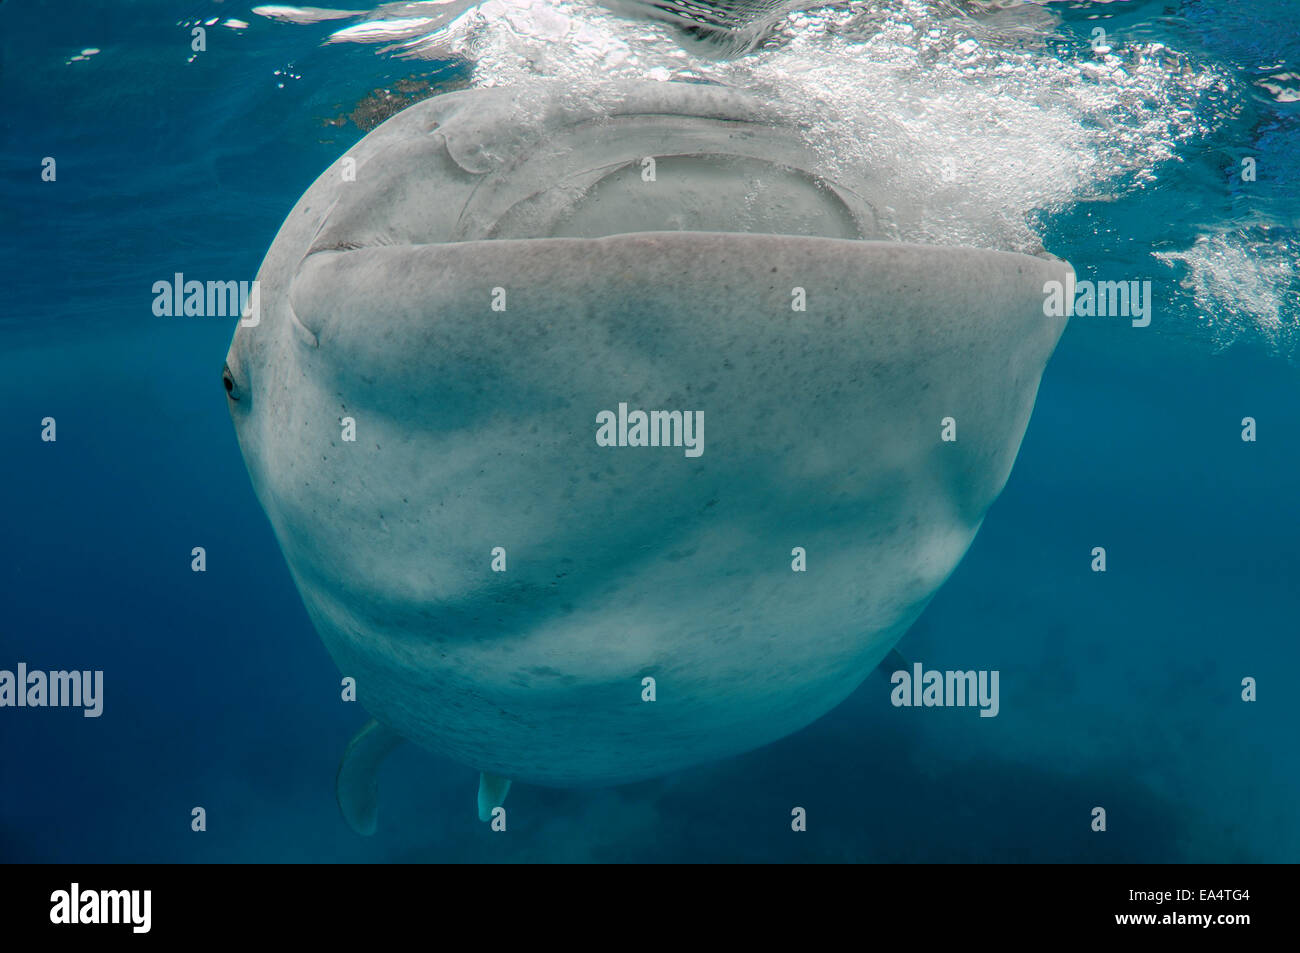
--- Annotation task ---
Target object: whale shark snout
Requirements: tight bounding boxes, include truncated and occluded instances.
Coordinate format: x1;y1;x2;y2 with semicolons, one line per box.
225;80;1070;821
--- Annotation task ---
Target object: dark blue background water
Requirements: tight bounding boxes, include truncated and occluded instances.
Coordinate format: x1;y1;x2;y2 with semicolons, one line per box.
1;0;1297;862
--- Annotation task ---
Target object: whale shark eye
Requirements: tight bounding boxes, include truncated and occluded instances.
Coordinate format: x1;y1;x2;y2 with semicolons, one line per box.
222;364;240;402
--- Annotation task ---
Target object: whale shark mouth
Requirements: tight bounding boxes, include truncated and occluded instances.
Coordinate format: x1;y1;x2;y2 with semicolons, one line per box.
226;79;1070;791
260;78;1065;354
299;81;894;255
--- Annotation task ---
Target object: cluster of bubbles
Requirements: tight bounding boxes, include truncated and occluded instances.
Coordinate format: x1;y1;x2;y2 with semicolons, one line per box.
258;1;1223;251
1156;227;1299;357
257;0;1299;354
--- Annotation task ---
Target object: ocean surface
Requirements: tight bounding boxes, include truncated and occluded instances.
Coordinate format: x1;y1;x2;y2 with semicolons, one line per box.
1;0;1297;862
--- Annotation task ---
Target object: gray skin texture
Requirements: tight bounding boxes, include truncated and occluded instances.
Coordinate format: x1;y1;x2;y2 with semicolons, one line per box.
225;80;1070;787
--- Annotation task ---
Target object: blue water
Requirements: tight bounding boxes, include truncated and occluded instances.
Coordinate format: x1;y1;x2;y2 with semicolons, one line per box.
1;0;1297;862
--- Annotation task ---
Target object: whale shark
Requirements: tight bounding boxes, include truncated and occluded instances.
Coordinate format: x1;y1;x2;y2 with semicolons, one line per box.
223;79;1071;830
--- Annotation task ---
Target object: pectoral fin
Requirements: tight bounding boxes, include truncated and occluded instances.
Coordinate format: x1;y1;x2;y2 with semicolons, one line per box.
883;648;910;673
477;772;512;823
877;646;910;681
336;719;404;835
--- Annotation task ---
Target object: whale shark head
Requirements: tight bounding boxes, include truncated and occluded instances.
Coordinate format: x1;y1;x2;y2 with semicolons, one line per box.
225;79;1069;795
